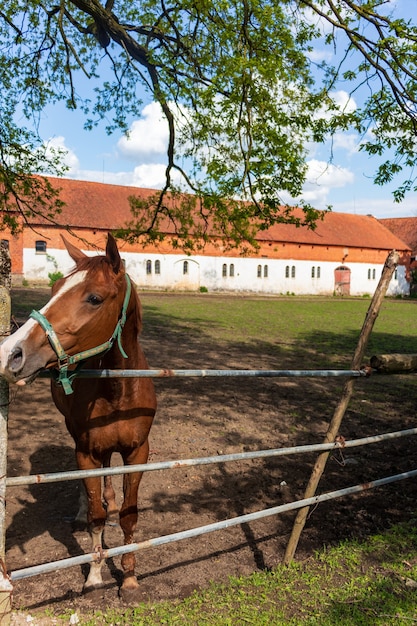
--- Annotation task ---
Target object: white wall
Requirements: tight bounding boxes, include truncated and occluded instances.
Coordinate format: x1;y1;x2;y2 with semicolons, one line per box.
23;248;410;297
124;253;409;297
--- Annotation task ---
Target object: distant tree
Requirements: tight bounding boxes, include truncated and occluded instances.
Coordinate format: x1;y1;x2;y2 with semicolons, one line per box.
0;1;416;249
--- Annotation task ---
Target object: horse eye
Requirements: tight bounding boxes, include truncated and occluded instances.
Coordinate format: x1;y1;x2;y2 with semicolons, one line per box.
87;294;103;306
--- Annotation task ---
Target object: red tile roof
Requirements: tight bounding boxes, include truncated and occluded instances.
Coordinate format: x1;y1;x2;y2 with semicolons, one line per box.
380;217;417;255
28;177;410;252
33;177;154;230
260;210;410;251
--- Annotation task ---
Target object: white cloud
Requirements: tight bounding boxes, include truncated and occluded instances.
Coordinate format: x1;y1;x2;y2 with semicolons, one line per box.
306;159;354;188
281;159;355;208
44;136;80;173
331;90;357;114
64;161;184;191
332;132;359;154
334;195;417;219
117;102;169;158
308;48;334;63
130;163;170;188
313;90;357;128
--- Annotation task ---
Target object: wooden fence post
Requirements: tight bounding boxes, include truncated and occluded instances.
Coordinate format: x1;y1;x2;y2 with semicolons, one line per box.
284;250;399;565
0;243;12;624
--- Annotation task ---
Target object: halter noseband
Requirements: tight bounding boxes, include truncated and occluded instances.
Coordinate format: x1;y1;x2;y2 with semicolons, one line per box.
29;274;132;395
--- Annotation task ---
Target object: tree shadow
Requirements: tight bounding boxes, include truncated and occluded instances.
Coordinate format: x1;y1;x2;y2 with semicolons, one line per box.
6;445;84;560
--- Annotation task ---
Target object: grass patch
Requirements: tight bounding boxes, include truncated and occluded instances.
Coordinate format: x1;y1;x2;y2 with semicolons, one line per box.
55;520;417;625
141;294;417;366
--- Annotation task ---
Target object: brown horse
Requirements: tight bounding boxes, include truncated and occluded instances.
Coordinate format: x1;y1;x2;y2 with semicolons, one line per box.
0;234;156;600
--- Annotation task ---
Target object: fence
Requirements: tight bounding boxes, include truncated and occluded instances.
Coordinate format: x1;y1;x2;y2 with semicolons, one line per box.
4;365;417;585
0;248;410;620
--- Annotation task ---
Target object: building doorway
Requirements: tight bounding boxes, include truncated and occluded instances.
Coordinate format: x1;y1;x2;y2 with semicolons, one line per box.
334;266;351;295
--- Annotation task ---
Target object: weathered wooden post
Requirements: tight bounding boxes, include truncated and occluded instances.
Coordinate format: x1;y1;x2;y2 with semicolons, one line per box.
284;249;399;564
0;242;12;624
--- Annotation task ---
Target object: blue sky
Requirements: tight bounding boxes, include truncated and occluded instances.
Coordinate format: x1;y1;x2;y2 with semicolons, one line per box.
36;0;417;221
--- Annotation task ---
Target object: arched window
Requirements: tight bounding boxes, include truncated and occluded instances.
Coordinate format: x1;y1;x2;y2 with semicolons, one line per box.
312;266;315;278
368;269;371;280
372;269;376;280
35;240;47;254
285;265;290;278
317;267;321;279
146;260;152;275
222;263;227;277
257;264;262;278
229;264;234;277
183;260;188;275
155;260;161;275
291;265;296;278
263;265;268;278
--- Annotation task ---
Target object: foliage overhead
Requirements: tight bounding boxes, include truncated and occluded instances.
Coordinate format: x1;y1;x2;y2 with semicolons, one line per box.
0;0;416;250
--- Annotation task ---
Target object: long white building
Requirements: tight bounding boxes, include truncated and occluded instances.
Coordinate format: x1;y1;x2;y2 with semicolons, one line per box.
4;177;411;297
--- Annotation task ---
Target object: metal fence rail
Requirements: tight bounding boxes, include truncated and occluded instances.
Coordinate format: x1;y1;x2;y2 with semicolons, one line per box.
6;427;417;487
38;368;368;379
11;467;417;581
7;365;416;586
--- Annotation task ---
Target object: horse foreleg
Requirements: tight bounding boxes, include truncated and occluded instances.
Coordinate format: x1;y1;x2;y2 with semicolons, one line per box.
119;440;149;600
103;454;118;524
77;453;108;592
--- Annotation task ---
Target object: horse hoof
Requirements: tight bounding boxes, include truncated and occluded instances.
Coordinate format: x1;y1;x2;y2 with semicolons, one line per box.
82;584;105;600
119;583;141;605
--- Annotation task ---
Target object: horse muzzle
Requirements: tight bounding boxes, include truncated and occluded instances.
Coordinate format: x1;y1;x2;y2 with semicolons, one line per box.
0;333;47;386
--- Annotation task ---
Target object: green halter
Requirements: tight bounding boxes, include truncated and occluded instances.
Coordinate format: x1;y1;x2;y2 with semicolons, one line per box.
30;274;132;395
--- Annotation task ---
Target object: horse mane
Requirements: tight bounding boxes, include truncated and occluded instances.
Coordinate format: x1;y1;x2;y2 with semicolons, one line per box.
70;254;115;277
129;280;143;335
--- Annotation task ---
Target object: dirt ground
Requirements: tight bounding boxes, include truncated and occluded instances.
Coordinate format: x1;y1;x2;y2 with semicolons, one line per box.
5;289;417;617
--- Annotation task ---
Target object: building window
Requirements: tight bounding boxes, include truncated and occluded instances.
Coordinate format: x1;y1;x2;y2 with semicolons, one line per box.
155;260;161;274
312;266;321;279
257;264;262;278
263;265;268;278
222;263;227;277
368;268;376;280
183;260;188;275
291;265;296;278
146;259;152;275
285;265;289;278
229;264;235;277
35;240;47;254
394;269;398;280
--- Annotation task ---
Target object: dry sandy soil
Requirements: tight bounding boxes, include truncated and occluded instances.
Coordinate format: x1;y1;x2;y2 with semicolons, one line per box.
5;288;417;617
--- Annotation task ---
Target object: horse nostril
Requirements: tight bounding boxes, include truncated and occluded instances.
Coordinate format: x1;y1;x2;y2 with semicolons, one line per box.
9;346;24;373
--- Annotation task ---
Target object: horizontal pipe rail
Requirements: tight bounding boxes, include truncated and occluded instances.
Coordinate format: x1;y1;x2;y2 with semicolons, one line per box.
10;468;417;581
38;368;369;379
7;427;417;487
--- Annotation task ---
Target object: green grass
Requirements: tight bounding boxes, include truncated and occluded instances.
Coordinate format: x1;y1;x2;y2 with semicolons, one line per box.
63;520;417;625
141;294;417;365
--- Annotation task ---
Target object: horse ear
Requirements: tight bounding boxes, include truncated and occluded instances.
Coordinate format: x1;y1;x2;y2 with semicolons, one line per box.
61;235;87;264
106;233;122;274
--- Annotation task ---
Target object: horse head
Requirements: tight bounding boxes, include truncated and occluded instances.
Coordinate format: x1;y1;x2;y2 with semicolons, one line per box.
0;234;134;390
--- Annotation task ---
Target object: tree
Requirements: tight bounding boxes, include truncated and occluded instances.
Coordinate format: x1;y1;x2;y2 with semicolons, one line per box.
0;0;416;250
